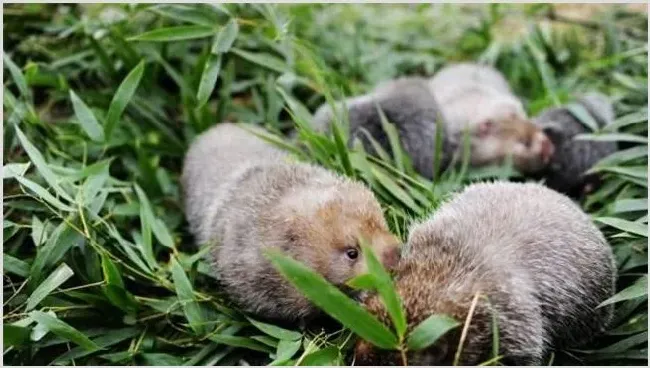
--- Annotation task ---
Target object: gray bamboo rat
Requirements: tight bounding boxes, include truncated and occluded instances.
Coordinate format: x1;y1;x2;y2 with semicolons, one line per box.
312;64;554;180
181;122;402;321
354;182;616;365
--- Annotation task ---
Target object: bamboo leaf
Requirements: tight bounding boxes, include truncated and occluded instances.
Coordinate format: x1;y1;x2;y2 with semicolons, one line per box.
105;61;145;139
26;263;74;311
14;125;74;203
69;90;104;142
3;324;31;348
14;175;76;212
212;19;239;53
128;25;216;42
231;48;289;73
196;54;222;108
596;217;648;237
406;314;460;351
29;311;101;351
170;256;205;335
598;276;648;307
265;249;398;349
247;317;302;341
360;242;406;339
3;52;31;99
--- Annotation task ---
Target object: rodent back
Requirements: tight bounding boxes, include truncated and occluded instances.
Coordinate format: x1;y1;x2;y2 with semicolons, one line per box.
359;214;546;365
422;182;615;348
312;77;450;179
429;63;515;96
181;123;289;244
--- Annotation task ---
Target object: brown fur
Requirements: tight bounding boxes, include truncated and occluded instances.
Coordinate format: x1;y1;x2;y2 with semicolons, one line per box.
182;123;402;321
354;182;616;365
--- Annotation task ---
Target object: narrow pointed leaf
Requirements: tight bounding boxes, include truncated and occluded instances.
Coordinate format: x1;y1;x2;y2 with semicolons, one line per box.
212;19;239;53
28;311;101;351
196;54;222;107
265;249;398;349
14;126;73;202
26;263;74;311
406;314;460;351
105;61;145;139
69;90;104;141
128;25;216;42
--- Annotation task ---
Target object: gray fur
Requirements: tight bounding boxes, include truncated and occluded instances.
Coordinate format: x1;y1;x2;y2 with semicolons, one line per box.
428;62;528;133
356;182;616;365
533;92;618;195
181;123;398;321
312;77;454;179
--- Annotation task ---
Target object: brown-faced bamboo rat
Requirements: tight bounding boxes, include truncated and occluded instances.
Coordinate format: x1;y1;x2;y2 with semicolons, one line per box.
181;122;402;322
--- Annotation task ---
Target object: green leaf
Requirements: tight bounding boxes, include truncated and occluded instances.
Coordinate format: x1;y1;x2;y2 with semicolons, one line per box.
275;339;303;362
196;54;222;108
252;335;279;348
593;166;648;180
247;317;302;341
3;162;30;179
148;5;220;27
26;263;74;311
265;249;399;349
140;353;185;366
14;125;74;203
607;315;648;336
69;90;104;142
605;109;648;132
596;217;648;237
598;276;648;307
330;114;355;178
406;314;460;351
128;25;216;42
52;327;140;364
3;254;30;277
105;61;145;139
14;175;75;212
31;216;47;246
3;324;31;348
299;346;341;366
170;256;205;335
276;87;314;129
80;162;110;206
361;242;407;339
567;103;600;132
29;220;82;286
346;273;377;290
593;331;648;354
574;133;648;144
592;146;648;169
231;48;289;73
611;199;647;214
212;19;239;53
371;167;421;214
99;351;134;364
208;334;274;353
134;184;175;249
184;343;221;366
28;311;101;351
376;103;406;172
3;52;31;100
101;253;138;313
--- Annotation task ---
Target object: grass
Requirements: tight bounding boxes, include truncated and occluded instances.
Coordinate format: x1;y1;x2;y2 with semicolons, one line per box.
3;3;648;366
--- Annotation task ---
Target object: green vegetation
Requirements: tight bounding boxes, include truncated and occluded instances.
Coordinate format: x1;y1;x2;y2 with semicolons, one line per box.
3;3;647;366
